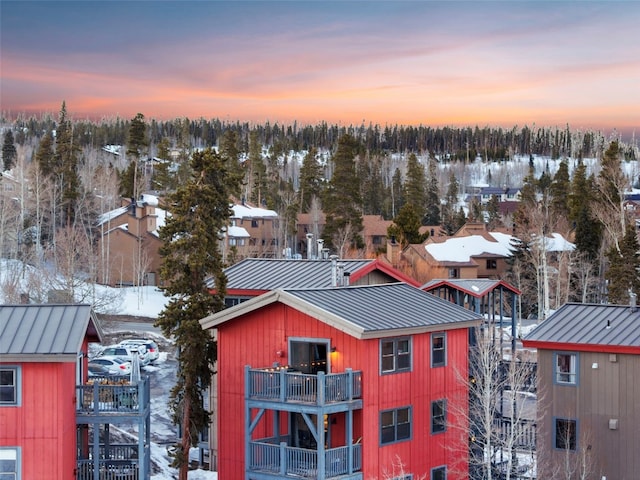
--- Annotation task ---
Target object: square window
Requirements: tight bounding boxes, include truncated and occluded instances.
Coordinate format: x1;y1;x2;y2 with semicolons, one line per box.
431;399;447;434
448;268;458;279
431;333;446;367
380;338;412;374
0;369;18;405
555;418;577;451
486;259;497;269
555;353;577;384
380;407;412;445
0;447;19;480
431;466;447;480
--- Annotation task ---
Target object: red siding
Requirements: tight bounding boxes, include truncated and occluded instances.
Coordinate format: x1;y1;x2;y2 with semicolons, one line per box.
217;304;470;480
0;361;77;479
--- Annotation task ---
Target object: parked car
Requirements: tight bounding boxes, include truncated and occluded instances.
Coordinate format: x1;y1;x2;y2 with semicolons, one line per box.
89;357;132;377
119;338;160;364
88;362;113;378
97;344;151;366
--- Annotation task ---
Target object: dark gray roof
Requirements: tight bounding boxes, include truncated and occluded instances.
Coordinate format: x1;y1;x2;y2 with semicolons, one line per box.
524;303;640;349
0;304;103;360
201;283;482;339
282;283;482;335
211;258;374;290
422;278;520;297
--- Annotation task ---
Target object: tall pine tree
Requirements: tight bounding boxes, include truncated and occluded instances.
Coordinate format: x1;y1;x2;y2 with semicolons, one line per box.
156;147;241;479
2;130;17;171
606;223;640;304
322;134;364;251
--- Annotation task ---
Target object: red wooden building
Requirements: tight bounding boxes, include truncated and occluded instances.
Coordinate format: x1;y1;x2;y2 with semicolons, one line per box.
200;283;482;480
0;304;103;479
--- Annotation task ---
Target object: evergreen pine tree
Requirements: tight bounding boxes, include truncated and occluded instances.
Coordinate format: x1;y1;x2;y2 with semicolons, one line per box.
247;131;266;205
403;153;426;219
156;147;242;479
570;163;601;262
54;101;82;228
424;156;440;225
35;131;55;176
322;134;363;251
123;113;148;199
298;147;323;212
387;203;428;246
2;130;17;171
606;223;640;304
549;159;570;221
441;172;462;235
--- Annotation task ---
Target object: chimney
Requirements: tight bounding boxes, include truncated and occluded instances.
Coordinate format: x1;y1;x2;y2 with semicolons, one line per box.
337;262;344;286
630;291;637;312
330;255;339;286
343;271;351;287
317;239;325;258
306;233;314;259
387;236;400;267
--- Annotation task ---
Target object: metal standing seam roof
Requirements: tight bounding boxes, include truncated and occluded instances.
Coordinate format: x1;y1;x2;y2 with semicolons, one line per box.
201;283;483;339
208;258;375;290
523;302;640;349
422;279;521;298
0;304;102;360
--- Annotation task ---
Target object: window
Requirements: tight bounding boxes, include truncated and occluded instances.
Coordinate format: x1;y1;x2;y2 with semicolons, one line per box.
0;447;19;479
448;268;459;279
0;368;19;406
431;466;447;480
380;407;411;445
251;219;258;228
431;333;446;367
381;337;411;373
555;352;578;384
431;399;447;434
554;418;577;451
486;259;497;269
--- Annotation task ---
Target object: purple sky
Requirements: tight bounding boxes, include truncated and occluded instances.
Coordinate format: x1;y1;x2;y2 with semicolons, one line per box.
1;1;638;136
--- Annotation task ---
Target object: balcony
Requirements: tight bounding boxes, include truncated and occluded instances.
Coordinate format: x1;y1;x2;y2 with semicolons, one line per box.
249;437;362;479
246;367;362;407
76;378;149;416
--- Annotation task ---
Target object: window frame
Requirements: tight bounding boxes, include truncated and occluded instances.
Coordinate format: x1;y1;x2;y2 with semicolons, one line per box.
448;268;459;279
0;446;21;480
380;406;412;445
486;259;497;269
554;352;578;385
431;332;447;368
431;465;447;480
431;399;447;434
380;337;412;374
0;366;20;407
553;417;577;451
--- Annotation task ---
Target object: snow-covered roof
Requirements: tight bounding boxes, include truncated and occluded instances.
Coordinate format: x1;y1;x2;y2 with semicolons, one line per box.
231;203;278;219
97;206;128;226
227;226;250;238
535;232;575;252
425;234;514;262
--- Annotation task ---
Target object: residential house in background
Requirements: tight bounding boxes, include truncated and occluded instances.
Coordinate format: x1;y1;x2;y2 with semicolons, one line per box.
96;195;164;287
0;304;103;479
223;202;279;261
200;283;482;480
523;302;640;479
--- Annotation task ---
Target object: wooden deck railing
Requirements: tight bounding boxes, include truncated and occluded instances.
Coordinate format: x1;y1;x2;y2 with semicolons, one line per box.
76;377;149;414
248;440;362;478
247;367;362;405
76;459;138;480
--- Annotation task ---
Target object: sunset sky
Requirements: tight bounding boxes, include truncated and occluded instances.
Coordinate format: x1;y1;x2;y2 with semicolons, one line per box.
1;1;639;136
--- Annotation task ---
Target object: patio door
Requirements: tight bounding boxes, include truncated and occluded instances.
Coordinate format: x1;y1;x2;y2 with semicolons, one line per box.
289;340;329;374
291;413;330;449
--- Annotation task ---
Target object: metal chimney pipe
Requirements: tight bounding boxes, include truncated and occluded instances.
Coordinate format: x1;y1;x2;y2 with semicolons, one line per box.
330;255;339;286
306;233;314;260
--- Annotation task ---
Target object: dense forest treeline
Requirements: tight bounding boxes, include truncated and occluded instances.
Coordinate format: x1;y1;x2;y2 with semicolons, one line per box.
3;112;638;162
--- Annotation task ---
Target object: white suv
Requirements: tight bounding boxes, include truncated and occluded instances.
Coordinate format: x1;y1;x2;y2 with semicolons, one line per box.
97;344;151;366
118;339;160;364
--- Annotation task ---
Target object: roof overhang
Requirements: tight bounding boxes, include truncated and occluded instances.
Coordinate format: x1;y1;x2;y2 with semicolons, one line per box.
522;340;640;355
0;354;79;363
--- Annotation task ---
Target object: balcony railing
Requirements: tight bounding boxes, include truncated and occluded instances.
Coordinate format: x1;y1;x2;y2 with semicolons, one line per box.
247;367;362;405
249;440;362;478
76;378;149;414
76;459;138;480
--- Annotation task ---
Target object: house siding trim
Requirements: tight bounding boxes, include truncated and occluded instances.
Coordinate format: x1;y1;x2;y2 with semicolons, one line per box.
0;447;21;480
522;340;640;355
0;365;21;406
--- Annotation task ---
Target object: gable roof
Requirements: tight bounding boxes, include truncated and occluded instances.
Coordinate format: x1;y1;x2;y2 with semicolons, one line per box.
422;278;521;298
0;304;104;362
523;302;640;354
208;257;420;291
200;283;482;340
